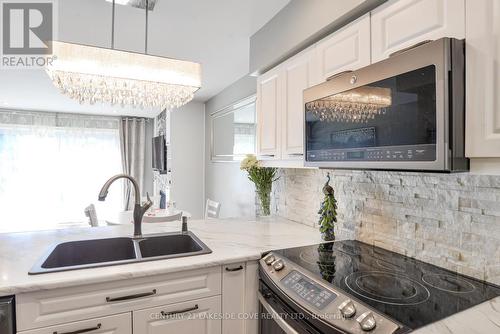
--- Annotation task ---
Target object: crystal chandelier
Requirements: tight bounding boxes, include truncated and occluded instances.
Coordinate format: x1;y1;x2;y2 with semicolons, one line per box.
46;0;201;111
306;86;392;123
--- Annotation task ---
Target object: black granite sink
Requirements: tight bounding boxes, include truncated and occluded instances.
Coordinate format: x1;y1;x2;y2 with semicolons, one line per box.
138;234;204;258
29;232;212;274
41;237;136;269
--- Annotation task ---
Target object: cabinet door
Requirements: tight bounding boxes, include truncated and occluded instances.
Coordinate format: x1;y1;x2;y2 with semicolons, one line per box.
371;0;465;62
20;313;131;334
465;0;500;157
243;261;259;334
281;50;316;159
221;262;258;334
315;13;371;81
222;263;246;334
256;69;281;159
133;296;221;334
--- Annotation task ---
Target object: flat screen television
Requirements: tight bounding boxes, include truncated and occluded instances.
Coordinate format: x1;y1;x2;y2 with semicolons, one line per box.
152;135;167;173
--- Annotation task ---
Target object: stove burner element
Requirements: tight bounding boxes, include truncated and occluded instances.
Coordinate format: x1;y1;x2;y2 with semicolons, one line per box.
345;271;430;306
422;274;476;293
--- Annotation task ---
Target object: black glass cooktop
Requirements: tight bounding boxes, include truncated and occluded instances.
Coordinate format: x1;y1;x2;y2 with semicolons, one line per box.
275;240;500;330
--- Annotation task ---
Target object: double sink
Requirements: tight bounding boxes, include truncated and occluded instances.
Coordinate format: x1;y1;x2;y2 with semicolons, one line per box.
29;231;212;274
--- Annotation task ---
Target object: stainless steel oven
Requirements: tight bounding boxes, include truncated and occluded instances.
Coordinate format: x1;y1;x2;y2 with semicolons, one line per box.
0;296;15;334
304;38;467;172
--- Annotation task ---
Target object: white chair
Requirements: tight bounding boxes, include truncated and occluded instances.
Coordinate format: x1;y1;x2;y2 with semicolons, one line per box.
205;199;221;219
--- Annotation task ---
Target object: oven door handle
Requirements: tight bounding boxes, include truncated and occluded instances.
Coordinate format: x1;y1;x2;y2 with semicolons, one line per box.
258;292;299;334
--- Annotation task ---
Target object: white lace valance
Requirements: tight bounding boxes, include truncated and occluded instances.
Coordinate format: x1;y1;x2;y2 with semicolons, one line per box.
0;109;120;130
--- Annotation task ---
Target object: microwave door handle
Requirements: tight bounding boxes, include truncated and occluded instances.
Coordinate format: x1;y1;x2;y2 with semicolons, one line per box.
258;292;299;334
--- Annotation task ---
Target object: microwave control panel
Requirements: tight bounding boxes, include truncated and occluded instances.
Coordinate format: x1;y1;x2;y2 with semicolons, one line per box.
307;144;436;162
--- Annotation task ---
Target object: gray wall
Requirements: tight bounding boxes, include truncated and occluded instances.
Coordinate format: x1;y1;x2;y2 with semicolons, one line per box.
170;102;206;219
205;75;257;218
249;0;386;74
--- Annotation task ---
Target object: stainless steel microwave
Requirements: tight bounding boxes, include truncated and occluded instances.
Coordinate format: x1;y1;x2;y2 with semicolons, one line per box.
303;38;468;172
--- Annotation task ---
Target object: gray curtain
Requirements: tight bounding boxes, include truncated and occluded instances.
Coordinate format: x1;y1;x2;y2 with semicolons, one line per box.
120;117;147;210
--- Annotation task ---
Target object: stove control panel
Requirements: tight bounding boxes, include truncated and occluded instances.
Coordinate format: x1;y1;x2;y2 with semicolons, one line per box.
260;252;402;334
282;270;337;309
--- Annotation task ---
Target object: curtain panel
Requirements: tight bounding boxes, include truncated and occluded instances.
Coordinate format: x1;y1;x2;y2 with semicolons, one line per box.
120;117;149;210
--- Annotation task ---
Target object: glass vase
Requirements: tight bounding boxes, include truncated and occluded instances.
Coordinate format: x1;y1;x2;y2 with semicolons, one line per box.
255;189;271;218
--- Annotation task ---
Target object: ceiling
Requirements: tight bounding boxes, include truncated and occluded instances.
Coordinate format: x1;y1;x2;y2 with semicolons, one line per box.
0;0;290;117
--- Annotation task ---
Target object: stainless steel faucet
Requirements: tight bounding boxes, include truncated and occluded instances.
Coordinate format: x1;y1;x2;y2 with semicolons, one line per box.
98;174;153;238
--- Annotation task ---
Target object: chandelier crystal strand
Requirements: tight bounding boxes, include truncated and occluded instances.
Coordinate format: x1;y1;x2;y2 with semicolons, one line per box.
46;70;196;110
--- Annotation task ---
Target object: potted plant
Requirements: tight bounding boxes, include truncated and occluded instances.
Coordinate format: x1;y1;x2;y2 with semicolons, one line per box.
240;154;278;217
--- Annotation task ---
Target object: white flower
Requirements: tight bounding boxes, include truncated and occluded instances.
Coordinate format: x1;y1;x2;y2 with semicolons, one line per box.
240;154;259;170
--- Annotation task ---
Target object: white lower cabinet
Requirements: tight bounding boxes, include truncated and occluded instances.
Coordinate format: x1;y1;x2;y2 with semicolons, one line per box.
20;313;131;334
222;262;246;334
16;264;258;334
16;267;221;331
133;296;221;334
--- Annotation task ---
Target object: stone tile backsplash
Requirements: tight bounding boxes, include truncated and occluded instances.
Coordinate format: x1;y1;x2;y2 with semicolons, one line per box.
273;169;500;284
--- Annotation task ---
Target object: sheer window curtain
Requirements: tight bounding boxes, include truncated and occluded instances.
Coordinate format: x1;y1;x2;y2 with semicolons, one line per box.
0;111;122;232
119;117;149;210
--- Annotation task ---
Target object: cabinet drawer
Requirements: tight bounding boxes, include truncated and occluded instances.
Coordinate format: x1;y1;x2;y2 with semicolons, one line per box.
133;295;221;334
17;267;221;331
19;312;131;334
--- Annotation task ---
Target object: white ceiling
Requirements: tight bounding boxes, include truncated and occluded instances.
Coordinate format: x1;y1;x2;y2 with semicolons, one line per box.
0;0;290;117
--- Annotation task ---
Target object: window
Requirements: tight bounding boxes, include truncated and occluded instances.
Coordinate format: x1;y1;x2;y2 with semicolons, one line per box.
210;96;256;161
0;111;122;233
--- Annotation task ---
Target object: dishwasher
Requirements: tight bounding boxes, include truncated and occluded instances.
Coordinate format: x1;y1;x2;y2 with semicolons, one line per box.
0;296;15;334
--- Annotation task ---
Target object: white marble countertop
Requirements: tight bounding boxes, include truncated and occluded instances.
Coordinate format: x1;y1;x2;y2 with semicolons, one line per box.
414;296;500;334
0;216;323;295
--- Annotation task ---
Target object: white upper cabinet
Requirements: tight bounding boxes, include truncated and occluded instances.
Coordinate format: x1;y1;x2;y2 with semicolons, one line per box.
281;49;317;159
465;0;500;157
371;0;465;62
256;69;281;159
315;13;371;80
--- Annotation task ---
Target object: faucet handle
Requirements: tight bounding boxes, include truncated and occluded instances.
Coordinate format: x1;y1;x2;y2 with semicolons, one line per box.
143;192;153;211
